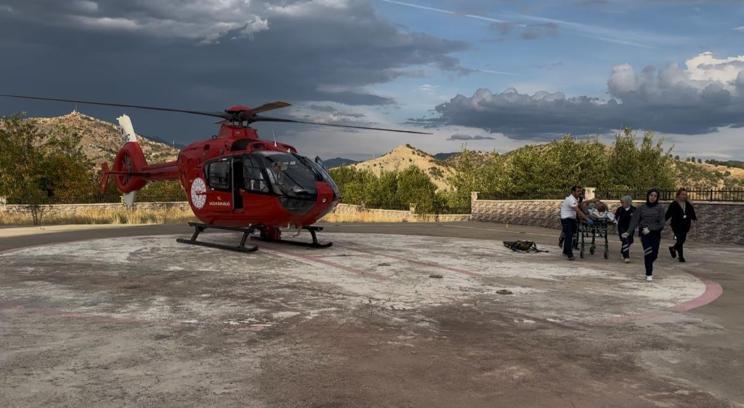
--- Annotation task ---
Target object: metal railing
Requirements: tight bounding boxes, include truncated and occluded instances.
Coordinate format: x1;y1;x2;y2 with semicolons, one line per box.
595;189;744;202
477;190;572;201
478;189;744;202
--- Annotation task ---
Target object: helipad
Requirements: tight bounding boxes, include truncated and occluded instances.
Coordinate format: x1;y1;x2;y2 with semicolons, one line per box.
0;223;741;407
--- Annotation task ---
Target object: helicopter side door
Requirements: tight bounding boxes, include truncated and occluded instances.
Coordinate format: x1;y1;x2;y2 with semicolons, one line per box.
204;159;234;213
231;157;244;210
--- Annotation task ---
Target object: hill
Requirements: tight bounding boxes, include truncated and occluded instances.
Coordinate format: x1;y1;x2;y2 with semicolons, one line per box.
706;159;744;169
674;160;744;189
352;144;455;191
324;157;358;168
31;111;179;166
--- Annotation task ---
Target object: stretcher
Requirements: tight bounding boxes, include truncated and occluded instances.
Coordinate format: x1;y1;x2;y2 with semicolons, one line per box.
574;219;610;259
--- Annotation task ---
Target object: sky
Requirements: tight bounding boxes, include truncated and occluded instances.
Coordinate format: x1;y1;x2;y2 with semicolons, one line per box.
1;0;744;160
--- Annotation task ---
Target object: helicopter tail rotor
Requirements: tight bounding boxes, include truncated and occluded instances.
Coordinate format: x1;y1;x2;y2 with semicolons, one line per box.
109;141;148;193
100;139;180;194
99;115;180;194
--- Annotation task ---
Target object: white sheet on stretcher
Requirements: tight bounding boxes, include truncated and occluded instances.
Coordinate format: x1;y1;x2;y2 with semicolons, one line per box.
587;208;616;222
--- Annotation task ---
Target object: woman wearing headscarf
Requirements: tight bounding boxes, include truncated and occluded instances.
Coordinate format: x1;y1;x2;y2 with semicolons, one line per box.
666;188;697;263
623;188;666;281
614;195;636;263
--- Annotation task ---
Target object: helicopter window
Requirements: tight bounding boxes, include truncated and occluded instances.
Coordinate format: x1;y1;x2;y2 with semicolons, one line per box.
206;160;231;190
257;152;318;199
242;155;270;193
296;155;340;198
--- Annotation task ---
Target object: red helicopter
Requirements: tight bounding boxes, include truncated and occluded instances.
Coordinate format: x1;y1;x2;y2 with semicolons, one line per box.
1;94;428;252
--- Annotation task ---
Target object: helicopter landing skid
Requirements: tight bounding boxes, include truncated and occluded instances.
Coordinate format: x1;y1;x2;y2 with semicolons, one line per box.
254;226;333;249
177;222;258;253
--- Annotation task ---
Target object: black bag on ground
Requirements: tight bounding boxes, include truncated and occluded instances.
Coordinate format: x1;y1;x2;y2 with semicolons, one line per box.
503;240;547;253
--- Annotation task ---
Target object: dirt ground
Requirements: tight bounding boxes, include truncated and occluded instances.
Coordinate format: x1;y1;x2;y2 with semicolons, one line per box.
0;222;742;407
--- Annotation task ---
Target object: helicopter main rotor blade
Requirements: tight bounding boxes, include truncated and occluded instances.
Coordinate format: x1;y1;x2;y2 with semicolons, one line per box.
0;94;226;119
252;115;433;135
249;101;291;114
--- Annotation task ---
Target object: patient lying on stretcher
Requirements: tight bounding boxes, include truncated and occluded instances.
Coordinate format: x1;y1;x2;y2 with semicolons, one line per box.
579;199;616;223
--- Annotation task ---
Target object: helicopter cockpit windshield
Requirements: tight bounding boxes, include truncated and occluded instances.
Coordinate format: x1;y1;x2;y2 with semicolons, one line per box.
245;152;319;199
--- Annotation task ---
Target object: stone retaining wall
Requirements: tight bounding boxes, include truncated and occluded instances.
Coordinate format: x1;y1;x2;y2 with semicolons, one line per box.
0;202;191;217
0;202;470;224
471;193;744;245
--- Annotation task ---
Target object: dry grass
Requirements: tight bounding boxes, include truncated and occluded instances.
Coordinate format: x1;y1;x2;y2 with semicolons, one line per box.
321;204;470;223
0;206;196;226
322;212;416;223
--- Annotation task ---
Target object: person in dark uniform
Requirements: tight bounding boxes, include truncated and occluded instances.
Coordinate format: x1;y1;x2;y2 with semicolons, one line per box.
624;188;666;281
666;188;697;263
614;195;636;263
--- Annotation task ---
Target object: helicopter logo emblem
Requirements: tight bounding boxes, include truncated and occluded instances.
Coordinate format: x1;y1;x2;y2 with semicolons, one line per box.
190;177;207;209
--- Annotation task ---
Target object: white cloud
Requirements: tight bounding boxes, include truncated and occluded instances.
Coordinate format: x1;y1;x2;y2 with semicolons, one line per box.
268;0;349;16
71;16;139;31
417;84;439;93
430;52;744;138
685;52;744;85
5;0;271;43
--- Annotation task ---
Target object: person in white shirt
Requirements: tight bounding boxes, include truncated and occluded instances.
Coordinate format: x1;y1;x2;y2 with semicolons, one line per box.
560;186;586;260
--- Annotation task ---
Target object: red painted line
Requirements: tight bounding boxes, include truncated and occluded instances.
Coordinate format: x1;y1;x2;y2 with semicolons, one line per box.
604;277;724;325
340;244;480;278
672;279;723;312
259;246;387;281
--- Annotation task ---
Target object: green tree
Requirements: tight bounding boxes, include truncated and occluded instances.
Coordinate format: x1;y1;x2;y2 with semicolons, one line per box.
502;136;609;193
607;129;674;193
329;166;377;206
0;115;95;223
43;129;97;203
367;171;401;209
397;166;440;213
446;149;505;211
137;181;187;202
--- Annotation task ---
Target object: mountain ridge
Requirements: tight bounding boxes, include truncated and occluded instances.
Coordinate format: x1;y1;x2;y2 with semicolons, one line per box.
29;111;180;166
350;144;455;191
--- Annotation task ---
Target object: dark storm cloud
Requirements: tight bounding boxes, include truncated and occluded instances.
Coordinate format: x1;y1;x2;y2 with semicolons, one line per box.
447;134;495;140
301;104;368;120
424;55;744;139
0;0;466;142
